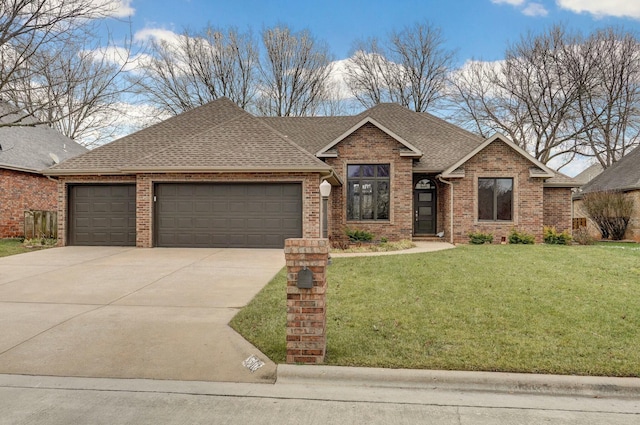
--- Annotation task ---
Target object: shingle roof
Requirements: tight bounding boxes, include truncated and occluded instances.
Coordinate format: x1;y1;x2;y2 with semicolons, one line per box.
47;97;332;174
44;97;576;189
263;103;485;172
0;103;87;173
579;147;640;194
573;163;604;186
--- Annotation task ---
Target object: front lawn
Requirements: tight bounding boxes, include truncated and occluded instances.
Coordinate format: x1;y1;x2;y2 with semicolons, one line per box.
0;239;32;258
230;244;640;376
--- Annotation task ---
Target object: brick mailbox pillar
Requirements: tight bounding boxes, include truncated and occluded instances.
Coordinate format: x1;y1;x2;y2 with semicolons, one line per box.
284;238;329;364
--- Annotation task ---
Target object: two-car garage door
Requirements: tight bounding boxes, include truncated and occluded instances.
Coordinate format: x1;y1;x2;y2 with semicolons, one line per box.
155;183;302;248
68;183;302;248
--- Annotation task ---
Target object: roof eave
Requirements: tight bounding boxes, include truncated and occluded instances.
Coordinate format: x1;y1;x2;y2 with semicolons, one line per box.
1;163;43;174
543;182;579;188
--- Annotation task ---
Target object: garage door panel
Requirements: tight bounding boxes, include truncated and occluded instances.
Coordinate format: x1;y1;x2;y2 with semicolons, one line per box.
69;185;136;246
155;183;302;248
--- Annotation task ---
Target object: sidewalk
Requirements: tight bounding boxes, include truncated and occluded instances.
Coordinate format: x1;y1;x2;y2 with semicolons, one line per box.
330;240;455;258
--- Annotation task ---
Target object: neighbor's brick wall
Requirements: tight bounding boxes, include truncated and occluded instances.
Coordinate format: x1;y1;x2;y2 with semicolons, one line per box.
450;140;546;244
0;169;57;238
56;175;138;246
326;123;413;244
543;187;573;233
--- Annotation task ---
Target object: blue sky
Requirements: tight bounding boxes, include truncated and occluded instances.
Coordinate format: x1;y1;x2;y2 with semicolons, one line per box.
120;0;640;64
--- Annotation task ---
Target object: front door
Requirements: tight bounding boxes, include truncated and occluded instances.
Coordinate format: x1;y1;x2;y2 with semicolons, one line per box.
414;179;436;235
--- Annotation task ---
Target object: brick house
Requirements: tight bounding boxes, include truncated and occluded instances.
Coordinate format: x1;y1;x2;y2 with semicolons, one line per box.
0;107;87;238
573;147;640;241
45;97;575;247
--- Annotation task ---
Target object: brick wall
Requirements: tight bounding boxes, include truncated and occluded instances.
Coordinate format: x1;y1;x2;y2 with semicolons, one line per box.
58;172;322;247
0;169;57;238
326;123;414;244
543;187;573;233
449;140;546;244
284;238;329;364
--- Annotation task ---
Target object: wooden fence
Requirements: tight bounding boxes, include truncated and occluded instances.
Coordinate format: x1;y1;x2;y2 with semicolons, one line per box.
24;210;58;239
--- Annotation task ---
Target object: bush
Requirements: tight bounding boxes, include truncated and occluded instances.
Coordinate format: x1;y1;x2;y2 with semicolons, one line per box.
572;228;595;245
508;229;535;244
543;226;572;245
344;227;374;243
581;191;634;240
468;231;493;244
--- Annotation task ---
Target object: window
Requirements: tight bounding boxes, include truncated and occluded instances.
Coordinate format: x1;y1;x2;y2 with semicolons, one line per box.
347;164;390;220
478;178;513;221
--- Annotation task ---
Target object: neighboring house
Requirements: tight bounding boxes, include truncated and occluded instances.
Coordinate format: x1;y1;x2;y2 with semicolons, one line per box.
573;147;640;241
44;97;575;248
0;106;88;238
573;163;603;187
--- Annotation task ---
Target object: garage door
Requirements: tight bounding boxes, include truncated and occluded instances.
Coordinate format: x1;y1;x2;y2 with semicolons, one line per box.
155;183;302;248
68;185;136;246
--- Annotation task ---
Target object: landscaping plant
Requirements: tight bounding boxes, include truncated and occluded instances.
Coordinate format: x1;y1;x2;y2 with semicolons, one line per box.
543;226;572;245
581;191;634;240
508;228;535;244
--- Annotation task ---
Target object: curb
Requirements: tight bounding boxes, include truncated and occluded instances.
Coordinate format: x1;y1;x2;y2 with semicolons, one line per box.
277;365;640;398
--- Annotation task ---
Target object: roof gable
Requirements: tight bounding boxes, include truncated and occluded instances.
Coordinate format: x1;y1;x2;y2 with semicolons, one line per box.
315;116;423;158
442;133;556;179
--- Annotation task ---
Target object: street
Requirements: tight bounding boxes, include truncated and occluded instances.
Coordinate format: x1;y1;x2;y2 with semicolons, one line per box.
2;374;639;425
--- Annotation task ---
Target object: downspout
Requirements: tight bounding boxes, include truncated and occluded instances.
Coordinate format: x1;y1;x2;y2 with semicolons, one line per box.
437;174;454;244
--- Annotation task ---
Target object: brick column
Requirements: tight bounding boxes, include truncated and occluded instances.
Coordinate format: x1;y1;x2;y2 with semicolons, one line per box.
284;238;329;364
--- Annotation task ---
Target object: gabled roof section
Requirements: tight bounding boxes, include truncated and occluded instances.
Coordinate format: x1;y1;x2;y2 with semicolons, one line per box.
46;97;337;181
579;146;640;194
315;116;423;158
262;103;484;172
441;133;556;179
0;103;88;173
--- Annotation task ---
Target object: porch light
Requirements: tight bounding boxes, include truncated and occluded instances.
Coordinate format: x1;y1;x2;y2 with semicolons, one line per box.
320;180;332;239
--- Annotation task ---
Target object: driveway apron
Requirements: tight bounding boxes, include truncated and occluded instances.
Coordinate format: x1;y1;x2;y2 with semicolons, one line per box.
0;247;284;383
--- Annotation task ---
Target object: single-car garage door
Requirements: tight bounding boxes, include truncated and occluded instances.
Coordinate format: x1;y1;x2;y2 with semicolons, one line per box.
155;183;302;248
68;185;136;246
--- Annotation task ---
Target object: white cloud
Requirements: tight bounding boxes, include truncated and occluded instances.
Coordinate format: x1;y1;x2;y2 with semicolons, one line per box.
134;28;181;45
102;0;135;18
86;46;150;72
557;0;640;20
523;2;549;16
491;0;526;5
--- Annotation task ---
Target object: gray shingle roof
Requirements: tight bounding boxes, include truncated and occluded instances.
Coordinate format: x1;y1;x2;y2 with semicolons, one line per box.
263;103;485;172
579;147;640;194
48;97;331;174
43;97;576;189
0;104;87;173
573;163;604;186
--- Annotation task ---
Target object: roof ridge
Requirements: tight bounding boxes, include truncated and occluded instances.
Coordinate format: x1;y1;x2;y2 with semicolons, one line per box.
130;108;249;166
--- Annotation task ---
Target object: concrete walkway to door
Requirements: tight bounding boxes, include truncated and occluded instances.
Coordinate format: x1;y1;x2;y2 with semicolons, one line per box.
0;246;284;383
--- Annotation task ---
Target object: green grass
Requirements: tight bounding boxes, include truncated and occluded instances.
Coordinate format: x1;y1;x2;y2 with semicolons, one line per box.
230;244;640;376
0;239;33;257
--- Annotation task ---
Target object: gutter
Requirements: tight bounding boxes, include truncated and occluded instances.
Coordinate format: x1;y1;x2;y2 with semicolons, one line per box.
436;174;454;244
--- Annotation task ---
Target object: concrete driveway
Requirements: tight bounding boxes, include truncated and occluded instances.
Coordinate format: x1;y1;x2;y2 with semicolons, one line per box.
0;246;284;383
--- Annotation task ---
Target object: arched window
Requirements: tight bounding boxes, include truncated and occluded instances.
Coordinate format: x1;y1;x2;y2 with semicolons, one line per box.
415;179;435;190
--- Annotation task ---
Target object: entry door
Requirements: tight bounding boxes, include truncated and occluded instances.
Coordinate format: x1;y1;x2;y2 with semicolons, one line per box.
414;179;436;235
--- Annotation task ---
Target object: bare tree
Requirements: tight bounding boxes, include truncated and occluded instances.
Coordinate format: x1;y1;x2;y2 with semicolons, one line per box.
344;21;455;112
135;25;258;115
0;0;118;125
576;28;640;168
5;32;138;147
257;25;333;116
449;25;594;168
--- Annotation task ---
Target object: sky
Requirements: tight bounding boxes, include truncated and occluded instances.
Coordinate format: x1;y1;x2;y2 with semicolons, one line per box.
116;0;640;63
100;0;640;176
